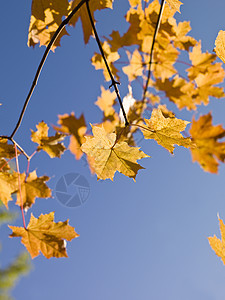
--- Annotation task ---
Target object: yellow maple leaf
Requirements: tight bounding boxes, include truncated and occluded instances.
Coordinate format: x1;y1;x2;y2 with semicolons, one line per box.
215;30;225;64
28;0;70;50
166;0;183;13
15;171;51;210
141;108;192;153
95;86;117;117
172;21;197;51
53;112;87;160
69;0;113;44
189;113;225;173
208;216;225;265
188;42;216;80
0;172;18;208
0;139;18;159
123;49;143;82
81;125;149;180
9;212;79;259
31;121;66;158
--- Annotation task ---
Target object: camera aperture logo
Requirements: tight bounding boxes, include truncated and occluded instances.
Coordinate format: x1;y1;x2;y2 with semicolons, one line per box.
55;173;90;208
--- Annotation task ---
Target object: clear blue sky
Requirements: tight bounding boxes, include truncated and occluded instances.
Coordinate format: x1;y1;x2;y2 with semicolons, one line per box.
1;0;225;299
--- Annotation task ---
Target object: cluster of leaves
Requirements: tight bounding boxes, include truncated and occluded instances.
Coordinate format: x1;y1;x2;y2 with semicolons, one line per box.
1;0;225;263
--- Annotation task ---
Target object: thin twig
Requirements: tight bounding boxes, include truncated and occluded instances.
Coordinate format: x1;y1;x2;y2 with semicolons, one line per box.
142;0;166;101
10;0;87;139
11;138;30;159
14;144;26;229
85;0;129;126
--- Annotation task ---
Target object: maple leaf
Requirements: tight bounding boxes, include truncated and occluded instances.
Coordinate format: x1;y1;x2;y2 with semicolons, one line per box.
81;125;149;181
172;21;197;51
0;139;18;159
95;86;117;117
31;121;66;158
187;42;217;80
123;49;143;82
9;212;79;259
53;112;87;160
0;172;18;209
151;43;179;81
141;108;192;153
15;171;51;210
189;113;225;173
166;0;183;13
28;0;70;50
208;216;225;265
69;0;113;44
215;30;225;64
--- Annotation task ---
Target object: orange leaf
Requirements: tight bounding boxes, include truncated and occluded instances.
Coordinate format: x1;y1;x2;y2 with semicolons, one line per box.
208;216;225;265
31;121;66;158
53;112;87;160
215;30;225;64
69;0;113;44
15;171;52;210
9;212;79;259
81;125;149;180
28;0;70;50
189;113;225;173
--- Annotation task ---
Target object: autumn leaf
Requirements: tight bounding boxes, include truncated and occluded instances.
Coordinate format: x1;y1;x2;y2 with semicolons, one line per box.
141;108;192;153
189;113;225;173
9;212;79;259
172;21;197;51
95;86;117;117
69;0;114;44
81;125;149;180
28;0;70;50
53;112;87;160
15;171;51;210
208;216;225;265
166;0;183;13
187;42;217;80
215;30;225;64
0;139;18;159
31;121;66;158
123;49;143;81
0;172;18;209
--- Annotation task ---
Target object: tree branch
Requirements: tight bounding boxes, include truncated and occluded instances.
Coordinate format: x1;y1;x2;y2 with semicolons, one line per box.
10;0;87;139
142;0;166;102
85;0;129;126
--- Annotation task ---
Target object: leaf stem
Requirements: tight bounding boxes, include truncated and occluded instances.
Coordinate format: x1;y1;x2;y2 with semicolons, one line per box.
85;0;129;126
10;0;87;139
142;0;166;101
14;144;26;229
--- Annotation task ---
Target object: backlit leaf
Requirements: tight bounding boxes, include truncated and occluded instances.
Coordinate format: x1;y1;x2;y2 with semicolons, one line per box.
9;212;79;259
69;0;114;44
208;216;225;265
141;108;192;153
31;121;66;158
0;172;18;209
53;113;87;160
189;113;225;173
15;171;51;210
166;0;183;13
215;30;225;64
28;0;70;50
81;125;149;180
